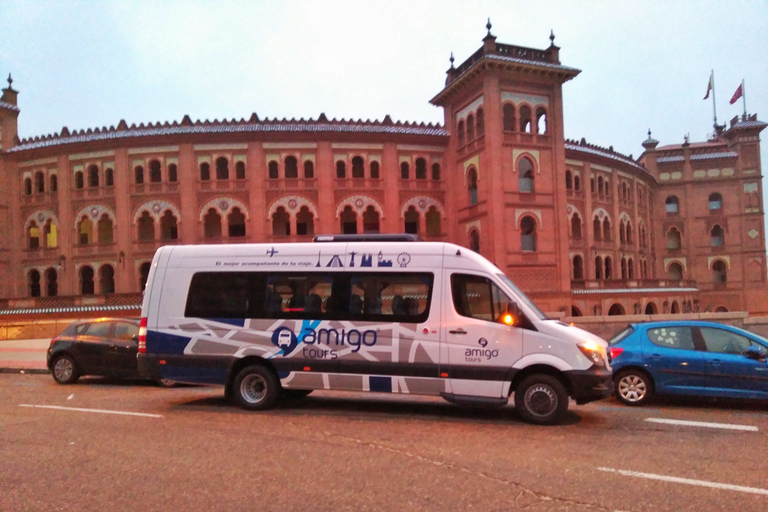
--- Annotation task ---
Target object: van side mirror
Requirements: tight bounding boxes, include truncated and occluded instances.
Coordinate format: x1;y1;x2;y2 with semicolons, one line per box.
743;345;767;361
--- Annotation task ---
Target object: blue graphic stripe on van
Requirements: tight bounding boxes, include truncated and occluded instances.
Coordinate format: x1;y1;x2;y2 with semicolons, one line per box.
146;330;192;354
204;318;246;327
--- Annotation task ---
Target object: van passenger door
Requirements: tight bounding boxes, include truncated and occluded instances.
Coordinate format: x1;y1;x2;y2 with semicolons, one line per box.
442;273;523;398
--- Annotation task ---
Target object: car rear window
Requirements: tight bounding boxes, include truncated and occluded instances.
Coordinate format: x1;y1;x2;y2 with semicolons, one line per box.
609;326;634;346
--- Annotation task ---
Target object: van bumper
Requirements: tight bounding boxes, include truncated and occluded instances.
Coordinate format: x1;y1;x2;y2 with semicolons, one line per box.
566;368;613;405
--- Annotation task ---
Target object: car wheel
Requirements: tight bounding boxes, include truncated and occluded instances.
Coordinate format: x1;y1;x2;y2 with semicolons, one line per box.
232;365;280;411
281;389;313;400
51;355;80;385
156;378;177;388
615;369;654;406
514;374;569;425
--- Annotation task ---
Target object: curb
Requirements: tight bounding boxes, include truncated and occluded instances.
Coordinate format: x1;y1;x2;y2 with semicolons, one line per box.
0;368;49;374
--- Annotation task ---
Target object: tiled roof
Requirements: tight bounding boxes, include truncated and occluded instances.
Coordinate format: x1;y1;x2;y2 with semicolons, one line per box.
728;120;767;129
657;156;684;163
572;287;699;295
8;117;448;153
485;54;580;73
657;151;738;164
0;304;140;315
564;140;647;173
0;100;19;112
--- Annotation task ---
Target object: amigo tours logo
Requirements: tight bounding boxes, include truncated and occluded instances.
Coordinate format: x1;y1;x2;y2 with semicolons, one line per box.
465;337;499;362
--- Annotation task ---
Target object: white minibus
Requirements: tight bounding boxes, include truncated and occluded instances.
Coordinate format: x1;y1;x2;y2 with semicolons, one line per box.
138;235;612;424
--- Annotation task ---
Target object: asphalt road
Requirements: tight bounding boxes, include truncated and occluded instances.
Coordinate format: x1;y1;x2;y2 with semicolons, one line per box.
1;373;767;512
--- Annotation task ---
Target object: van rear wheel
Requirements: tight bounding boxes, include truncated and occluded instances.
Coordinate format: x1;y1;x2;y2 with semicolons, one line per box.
514;374;568;425
232;365;279;411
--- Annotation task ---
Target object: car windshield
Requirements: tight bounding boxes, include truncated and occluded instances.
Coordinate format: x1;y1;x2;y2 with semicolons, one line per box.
496;273;548;320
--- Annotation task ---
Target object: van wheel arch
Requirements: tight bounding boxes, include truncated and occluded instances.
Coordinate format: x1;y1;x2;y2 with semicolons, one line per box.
509;365;571;397
226;356;280;401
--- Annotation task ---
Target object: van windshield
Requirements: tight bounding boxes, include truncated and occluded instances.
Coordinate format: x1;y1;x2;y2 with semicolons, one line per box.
496;273;548;320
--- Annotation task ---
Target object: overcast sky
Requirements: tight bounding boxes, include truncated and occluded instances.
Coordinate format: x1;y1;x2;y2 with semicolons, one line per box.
2;0;767;234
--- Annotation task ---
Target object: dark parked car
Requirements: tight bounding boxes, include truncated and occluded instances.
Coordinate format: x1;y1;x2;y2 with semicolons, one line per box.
609;321;768;405
47;318;174;387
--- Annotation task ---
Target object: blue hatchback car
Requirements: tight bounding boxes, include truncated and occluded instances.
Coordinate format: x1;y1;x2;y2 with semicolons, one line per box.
609;321;768;405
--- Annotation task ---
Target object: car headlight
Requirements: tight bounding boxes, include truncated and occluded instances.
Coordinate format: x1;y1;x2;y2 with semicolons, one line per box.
578;341;605;367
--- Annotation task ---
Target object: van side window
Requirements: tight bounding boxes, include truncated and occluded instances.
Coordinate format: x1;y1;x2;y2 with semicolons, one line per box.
349;273;431;320
185;272;252;318
451;274;512;323
265;275;334;315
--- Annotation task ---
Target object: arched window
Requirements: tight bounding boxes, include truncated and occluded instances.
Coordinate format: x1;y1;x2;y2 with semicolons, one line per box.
502;103;515;131
645;302;658;314
160;211;178;240
77;216;93;245
75;171;84;189
457;120;465;147
28;221;40;249
621;258;627;280
204;209;222;238
605;257;613;279
571;306;583;317
340;206;357;234
149;160;162;182
415;158;427;179
467;168;478;205
88;165;99;187
139;262;151;291
362;206;380;234
46;268;58;297
215;157;229;180
304;160;315;179
626;221;632;243
97;214;113;245
336;161;346;179
476;108;484;138
712;260;727;283
565;171;573;189
80;266;95;295
400;162;410;180
351;156;364;178
467;114;475;141
605;179;611;197
573;255;584;279
431;163;440;181
404;206;419;234
593;217;602;240
44;220;57;248
228;207;246;237
710;225;724;246
602;218;611;241
627;259;634;279
669;262;683;281
426;207;441;236
35;172;45;193
135;166;145;184
590;177;595;193
100;265;115;295
235;161;245;180
168;164;178;182
598;176;604;195
619;222;626;243
469;230;480;252
667;228;681;250
285;156;298;179
535;107;547;134
369;161;379;179
518;157;534;193
571;213;582;239
520;216;536;252
296;206;314;236
665;196;679;214
50;174;58;192
709;193;722;211
29;270;41;297
595;256;603;279
519;105;532;133
137;211;154;241
574;175;581;191
199;162;210;181
608;304;625;316
105;168;114;187
670;301;680;314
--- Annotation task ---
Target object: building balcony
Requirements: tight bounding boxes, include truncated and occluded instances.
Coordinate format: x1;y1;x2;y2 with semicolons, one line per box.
73;242;117;258
267;178;317;190
400;180;443;191
571;278;698;291
22;192;58;206
566;189;585;200
132;182;179;195
71;187;111;201
22;246;59;264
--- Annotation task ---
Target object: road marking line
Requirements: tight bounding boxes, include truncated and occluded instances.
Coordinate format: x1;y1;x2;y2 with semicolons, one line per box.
19;404;162;418
597;467;768;496
645;418;758;431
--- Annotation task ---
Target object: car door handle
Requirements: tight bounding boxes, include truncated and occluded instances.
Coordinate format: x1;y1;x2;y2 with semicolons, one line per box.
449;329;468;335
651;354;661;361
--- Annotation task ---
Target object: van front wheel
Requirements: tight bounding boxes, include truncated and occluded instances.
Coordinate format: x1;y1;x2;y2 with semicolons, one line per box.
232;365;280;411
514;374;568;425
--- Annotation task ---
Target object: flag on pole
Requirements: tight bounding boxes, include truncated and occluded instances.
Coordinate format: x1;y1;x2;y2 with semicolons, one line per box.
729;83;743;105
703;72;714;99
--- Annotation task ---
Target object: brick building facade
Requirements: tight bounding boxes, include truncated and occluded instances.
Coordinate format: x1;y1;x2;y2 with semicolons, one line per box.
1;29;766;316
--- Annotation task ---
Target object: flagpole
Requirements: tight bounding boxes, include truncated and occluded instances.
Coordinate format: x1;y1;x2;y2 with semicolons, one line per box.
741;79;747;117
711;70;718;130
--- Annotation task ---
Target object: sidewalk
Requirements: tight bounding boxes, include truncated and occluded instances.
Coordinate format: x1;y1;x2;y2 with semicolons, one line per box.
0;338;50;374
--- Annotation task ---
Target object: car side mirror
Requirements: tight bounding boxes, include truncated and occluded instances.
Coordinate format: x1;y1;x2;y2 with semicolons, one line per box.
131;334;139;341
743;345;767;361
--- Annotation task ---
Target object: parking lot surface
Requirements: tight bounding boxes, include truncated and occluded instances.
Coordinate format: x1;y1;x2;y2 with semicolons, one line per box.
1;373;767;511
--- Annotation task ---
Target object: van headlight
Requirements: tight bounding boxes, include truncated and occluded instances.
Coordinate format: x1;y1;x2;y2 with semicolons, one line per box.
578;341;605;367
